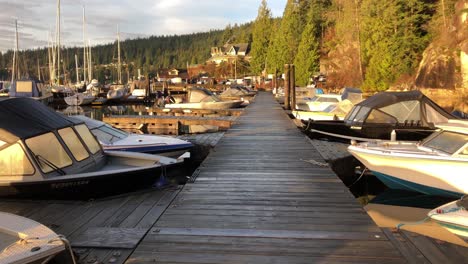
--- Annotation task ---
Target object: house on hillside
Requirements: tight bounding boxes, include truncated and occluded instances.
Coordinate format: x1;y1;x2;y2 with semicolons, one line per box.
207;43;251;65
156;68;189;84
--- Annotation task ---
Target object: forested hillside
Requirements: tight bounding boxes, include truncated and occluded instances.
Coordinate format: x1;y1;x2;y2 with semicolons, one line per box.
1;0;466;92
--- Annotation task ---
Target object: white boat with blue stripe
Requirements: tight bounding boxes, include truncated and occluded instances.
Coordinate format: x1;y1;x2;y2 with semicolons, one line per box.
348;120;468;198
70;115;193;157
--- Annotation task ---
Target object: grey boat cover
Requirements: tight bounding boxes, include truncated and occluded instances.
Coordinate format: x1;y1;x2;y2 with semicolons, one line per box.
344;90;455;126
0;97;81;144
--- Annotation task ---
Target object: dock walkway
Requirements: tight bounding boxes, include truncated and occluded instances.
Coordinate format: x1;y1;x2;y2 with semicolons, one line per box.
128;92;458;263
0;92;465;263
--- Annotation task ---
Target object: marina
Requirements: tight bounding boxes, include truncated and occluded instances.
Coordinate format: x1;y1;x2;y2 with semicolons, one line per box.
0;92;465;263
0;0;467;263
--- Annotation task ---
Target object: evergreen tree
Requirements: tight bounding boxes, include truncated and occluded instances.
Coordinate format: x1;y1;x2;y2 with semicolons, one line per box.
360;0;433;91
250;0;273;75
268;0;309;73
294;0;330;86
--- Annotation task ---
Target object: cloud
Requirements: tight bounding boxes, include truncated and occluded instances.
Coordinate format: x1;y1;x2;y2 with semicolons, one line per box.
0;0;287;52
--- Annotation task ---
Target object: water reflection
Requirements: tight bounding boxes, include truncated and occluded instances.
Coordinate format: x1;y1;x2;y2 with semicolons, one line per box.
350;174;467;246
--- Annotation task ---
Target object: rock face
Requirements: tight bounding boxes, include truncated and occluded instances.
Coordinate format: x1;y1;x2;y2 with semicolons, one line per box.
415;1;468;89
320;42;363;88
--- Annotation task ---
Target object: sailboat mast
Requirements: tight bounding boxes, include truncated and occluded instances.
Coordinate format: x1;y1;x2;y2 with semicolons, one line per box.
82;6;87;84
75;54;79;84
11;19;18;82
56;0;61;85
88;41;92;80
117;25;122;84
37;57;41;81
47;34;52;84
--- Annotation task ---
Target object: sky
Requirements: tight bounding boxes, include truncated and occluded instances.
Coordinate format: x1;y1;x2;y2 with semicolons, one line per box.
0;0;287;52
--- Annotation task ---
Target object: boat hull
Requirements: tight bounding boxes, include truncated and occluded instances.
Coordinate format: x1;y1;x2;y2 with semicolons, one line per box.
164;100;243;109
305;120;434;142
429;200;468;240
0;163;180;199
103;143;193;157
348;146;467;198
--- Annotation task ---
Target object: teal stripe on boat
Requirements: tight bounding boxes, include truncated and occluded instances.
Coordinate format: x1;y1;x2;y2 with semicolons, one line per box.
372;171;464;198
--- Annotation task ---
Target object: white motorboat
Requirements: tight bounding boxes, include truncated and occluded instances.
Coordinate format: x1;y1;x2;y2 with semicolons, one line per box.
428;196;468;240
107;85;129;102
164;87;243;110
70;115;193;157
0;212;65;263
348;120;468;198
0;98;184;199
292;100;355;121
64;92;95;106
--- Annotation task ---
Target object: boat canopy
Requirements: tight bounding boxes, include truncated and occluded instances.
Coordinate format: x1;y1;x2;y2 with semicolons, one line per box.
0;97;81;144
340;87;362;104
8;79;44;98
344;91;454;127
189;87;220;102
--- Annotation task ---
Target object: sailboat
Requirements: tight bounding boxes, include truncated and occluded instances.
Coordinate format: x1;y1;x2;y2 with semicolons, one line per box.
63;3;95;106
107;26;129;102
7;20;53;105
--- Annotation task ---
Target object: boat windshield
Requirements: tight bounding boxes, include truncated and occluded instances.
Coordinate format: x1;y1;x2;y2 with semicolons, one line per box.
25;132;72;173
74;124;101;154
422;131;468;155
91;125;129;144
0;143;34;176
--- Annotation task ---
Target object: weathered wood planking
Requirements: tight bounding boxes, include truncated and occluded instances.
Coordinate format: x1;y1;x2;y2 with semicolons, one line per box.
0;187;181;264
129;92;412;263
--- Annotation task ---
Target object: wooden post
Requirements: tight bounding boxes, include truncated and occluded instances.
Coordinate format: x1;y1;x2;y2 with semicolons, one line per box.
290;64;296;110
284;64;291;109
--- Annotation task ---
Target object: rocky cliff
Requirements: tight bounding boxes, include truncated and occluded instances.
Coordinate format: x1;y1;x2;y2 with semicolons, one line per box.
415;0;468;89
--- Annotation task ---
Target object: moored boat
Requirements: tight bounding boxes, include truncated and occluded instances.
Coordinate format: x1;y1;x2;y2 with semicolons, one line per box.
0;98;184;199
428;196;468;240
64;92;95;106
0;212;66;263
348;120;468;198
70;115;193;157
305;90;455;142
164;87;243;109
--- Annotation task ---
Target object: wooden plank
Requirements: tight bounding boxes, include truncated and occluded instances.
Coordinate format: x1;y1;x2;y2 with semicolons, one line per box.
127;252;404;264
71;227;147;249
382;229;429;264
149;227;384;240
401;230;462;264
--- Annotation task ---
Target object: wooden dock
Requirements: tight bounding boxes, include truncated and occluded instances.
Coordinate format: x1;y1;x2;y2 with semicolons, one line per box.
128;92;467;263
0;92;465;263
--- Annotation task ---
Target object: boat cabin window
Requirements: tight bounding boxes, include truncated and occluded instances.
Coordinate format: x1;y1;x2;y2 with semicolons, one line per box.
366;109;398;124
379;100;420;123
423;131;468;155
58;127;89;161
75;124;101;154
25;132;72;173
91;125;128;144
0;143;34;176
348;106;370;124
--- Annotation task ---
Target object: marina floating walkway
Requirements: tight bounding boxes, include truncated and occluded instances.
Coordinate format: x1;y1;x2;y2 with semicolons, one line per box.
0;92;465;263
128;92;458;263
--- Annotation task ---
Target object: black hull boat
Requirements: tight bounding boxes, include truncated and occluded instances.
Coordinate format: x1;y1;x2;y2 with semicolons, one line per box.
303;90;455;143
0;161;180;199
304;119;435;143
0;98;185;199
